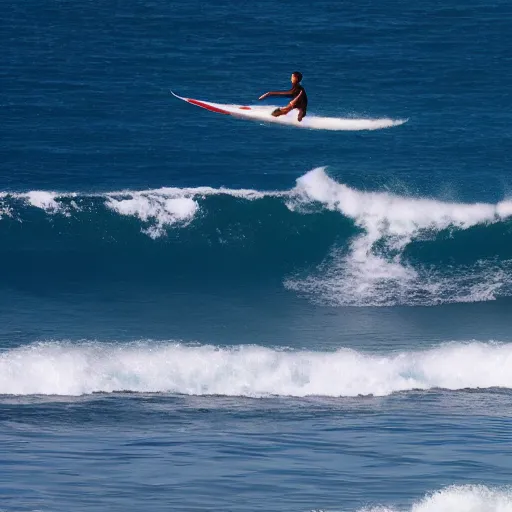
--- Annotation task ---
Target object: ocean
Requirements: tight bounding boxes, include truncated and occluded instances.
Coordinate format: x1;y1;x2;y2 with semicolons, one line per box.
2;0;512;510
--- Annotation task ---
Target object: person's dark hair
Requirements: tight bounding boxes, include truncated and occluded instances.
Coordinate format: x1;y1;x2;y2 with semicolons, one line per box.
292;71;303;82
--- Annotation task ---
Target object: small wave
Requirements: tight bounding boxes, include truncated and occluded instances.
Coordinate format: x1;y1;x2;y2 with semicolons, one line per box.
1;341;511;397
3;167;512;242
315;485;512;512
0;183;284;238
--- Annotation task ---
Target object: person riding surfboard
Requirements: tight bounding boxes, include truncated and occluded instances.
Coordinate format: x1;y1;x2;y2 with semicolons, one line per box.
258;72;308;122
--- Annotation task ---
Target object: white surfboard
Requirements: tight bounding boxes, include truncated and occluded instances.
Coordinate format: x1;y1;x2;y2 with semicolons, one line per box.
170;90;407;131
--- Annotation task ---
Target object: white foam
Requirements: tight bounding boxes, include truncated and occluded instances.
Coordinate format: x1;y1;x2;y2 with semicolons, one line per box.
0;183;283;238
106;194;199;238
0;207;13;219
1;341;511;397
337;485;512;512
9;190;80;217
103;183;286;237
107;184;278;201
26;191;61;213
286;167;512;306
293;167;506;234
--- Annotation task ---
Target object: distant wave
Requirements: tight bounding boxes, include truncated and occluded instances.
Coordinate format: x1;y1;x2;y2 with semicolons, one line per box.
2;167;512;306
315;485;512;512
1;340;511;397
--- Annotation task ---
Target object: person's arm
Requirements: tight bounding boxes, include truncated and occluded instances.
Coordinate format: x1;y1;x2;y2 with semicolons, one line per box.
289;89;303;107
259;86;297;100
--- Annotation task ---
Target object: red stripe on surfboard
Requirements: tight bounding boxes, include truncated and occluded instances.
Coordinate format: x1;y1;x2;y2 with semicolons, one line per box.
186;98;230;115
239;106;251;110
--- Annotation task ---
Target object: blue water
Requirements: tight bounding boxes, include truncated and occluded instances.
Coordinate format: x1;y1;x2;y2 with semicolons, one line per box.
2;1;512;511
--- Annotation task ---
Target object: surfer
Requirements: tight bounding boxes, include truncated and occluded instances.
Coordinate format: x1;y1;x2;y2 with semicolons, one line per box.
258;72;308;122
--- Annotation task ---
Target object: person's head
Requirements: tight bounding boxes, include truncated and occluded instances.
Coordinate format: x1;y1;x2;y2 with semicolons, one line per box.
291;72;303;84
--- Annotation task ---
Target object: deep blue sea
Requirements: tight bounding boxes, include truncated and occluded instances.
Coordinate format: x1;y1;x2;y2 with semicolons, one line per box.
2;0;512;510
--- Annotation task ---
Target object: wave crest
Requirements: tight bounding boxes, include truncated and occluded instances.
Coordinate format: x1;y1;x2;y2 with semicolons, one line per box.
2;167;512;306
286;167;512;306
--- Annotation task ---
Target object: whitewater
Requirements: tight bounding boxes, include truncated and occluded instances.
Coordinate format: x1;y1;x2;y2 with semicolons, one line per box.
1;340;511;397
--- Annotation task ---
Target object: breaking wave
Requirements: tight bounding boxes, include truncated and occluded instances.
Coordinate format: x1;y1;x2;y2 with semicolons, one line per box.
1;340;511;397
2;167;512;306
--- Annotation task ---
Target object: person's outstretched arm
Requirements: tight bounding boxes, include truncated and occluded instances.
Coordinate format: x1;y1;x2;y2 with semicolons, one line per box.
259;87;297;100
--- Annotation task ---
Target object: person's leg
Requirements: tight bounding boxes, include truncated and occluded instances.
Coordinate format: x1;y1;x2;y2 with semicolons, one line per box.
271;104;294;117
297;108;306;122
